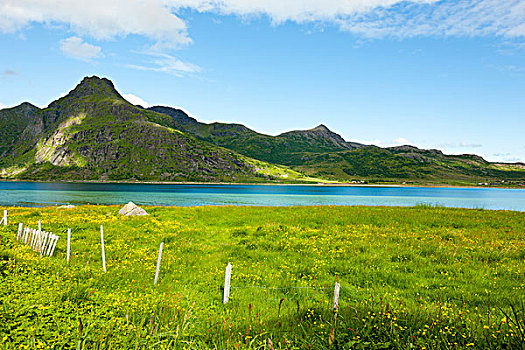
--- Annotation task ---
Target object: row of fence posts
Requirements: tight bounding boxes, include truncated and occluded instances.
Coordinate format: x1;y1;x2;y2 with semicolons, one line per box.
16;220;60;257
5;210;342;309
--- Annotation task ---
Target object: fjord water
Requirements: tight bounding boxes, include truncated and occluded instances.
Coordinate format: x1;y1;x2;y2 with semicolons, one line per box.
0;181;524;210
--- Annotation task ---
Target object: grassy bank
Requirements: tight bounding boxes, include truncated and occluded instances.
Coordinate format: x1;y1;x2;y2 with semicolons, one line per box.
1;205;524;349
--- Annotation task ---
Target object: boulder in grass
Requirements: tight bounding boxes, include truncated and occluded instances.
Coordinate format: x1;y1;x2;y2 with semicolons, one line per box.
119;201;148;216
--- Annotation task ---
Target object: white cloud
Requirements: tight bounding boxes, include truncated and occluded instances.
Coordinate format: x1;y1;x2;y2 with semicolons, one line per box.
336;0;525;38
439;142;483;148
492;153;523;163
459;142;482;148
393;137;411;145
347;138;383;146
1;1;524;47
127;52;201;76
170;0;525;38
170;0;436;24
0;0;190;47
60;36;102;61
0;102;6;109
123;93;150;107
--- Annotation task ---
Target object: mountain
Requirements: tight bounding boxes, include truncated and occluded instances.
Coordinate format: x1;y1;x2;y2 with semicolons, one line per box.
0;102;41;170
147;106;363;165
1;76;524;185
148;106;525;185
0;77;308;182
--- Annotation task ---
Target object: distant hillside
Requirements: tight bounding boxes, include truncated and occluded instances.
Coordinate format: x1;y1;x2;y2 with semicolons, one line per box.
148;106;364;164
1;76;524;185
0;77;309;183
149;106;525;185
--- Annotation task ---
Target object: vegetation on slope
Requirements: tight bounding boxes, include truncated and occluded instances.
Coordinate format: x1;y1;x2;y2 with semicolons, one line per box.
0;77;308;183
1;205;524;349
149;106;525;185
0;102;41;169
0;76;523;185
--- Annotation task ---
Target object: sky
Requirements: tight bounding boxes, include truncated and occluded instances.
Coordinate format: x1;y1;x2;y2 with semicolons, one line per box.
0;0;524;163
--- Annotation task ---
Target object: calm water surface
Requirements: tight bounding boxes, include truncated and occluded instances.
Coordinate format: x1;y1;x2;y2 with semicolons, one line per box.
0;181;524;211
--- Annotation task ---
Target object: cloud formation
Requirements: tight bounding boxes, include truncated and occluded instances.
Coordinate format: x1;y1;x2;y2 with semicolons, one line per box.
60;37;102;61
1;0;524;46
439;142;483;148
172;0;525;38
127;52;201;76
393;137;411;145
459;142;482;148
122;93;150;107
0;0;190;47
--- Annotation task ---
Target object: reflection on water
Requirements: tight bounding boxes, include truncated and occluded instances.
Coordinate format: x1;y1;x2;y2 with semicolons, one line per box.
0;181;524;211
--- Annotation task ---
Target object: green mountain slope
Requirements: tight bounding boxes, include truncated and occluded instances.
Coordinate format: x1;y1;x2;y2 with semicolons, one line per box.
1;76;523;185
0;102;41;170
147;106;363;165
149;107;525;185
0;77;310;182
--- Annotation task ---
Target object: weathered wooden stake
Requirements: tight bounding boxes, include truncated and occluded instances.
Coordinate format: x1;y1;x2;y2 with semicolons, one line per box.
17;223;23;240
30;229;37;249
333;282;341;310
1;210;7;226
100;225;106;272
223;262;232;304
45;235;54;256
38;220;41;231
40;231;49;257
67;229;71;263
24;228;30;243
49;235;59;257
154;242;164;285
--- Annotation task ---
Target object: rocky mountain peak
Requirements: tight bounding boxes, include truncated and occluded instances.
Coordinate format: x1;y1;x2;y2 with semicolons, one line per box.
311;124;330;132
67;76;122;100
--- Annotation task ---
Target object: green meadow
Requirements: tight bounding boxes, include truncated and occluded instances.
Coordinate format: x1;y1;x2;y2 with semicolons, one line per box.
0;205;524;349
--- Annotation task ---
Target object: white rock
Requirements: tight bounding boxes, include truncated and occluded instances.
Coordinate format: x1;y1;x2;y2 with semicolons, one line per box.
119;201;148;216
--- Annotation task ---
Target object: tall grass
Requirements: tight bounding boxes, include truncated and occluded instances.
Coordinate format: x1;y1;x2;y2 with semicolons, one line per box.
0;205;524;349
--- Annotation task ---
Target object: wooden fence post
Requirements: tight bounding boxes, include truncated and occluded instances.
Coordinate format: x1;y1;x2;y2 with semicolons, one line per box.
333;282;340;310
17;223;23;240
223;262;232;304
30;229;37;250
67;229;71;263
100;225;106;272
49;235;59;257
45;235;54;256
154;242;164;285
1;210;7;226
40;231;49;257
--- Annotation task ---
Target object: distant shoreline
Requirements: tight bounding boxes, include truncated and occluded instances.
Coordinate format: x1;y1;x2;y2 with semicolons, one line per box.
0;178;523;189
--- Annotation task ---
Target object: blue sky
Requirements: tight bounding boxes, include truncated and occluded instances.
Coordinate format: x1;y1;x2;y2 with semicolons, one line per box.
0;0;524;163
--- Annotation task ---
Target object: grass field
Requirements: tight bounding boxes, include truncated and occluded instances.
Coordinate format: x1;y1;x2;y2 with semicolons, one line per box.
1;205;524;349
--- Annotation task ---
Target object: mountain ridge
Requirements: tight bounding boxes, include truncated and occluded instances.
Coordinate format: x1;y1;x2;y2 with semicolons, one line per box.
1;76;524;185
0;76;310;183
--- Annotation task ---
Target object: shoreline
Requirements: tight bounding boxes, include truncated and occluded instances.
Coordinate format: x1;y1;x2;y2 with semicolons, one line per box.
0;178;523;190
1;203;524;213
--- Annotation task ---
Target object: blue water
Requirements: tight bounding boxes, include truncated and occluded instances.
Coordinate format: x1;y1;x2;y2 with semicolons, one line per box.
0;181;524;211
